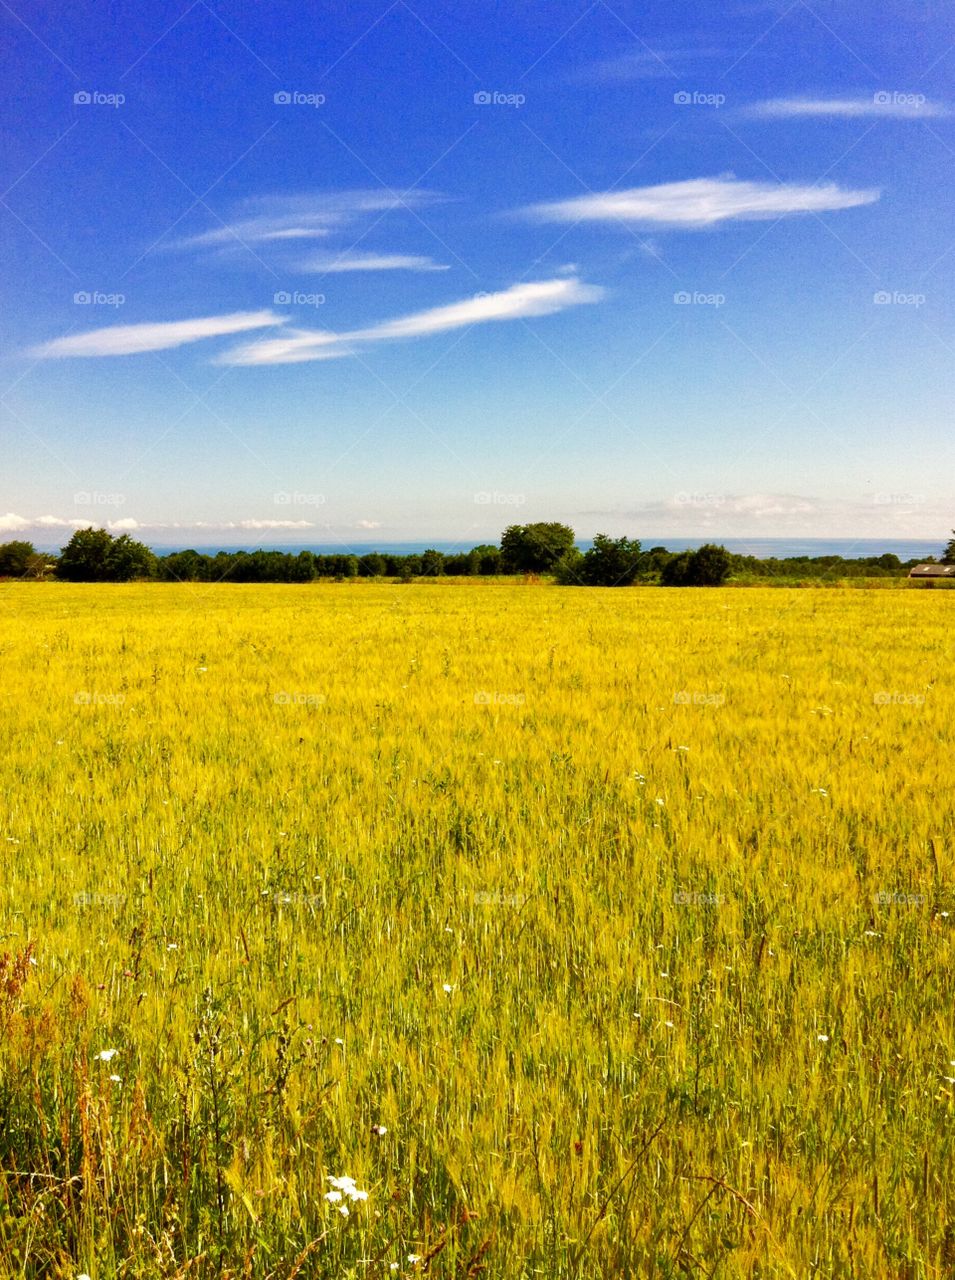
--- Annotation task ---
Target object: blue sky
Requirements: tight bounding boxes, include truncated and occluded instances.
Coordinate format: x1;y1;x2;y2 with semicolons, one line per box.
2;0;953;550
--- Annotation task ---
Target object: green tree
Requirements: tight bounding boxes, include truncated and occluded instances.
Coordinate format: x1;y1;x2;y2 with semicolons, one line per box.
579;534;643;586
358;553;386;577
57;528;155;582
660;550;694;586
420;549;445;576
25;551;55;580
943;532;955;565
470;544;501;575
553;547;585;585
688;543;732;586
660;544;732;587
0;540;36;577
500;523;576;574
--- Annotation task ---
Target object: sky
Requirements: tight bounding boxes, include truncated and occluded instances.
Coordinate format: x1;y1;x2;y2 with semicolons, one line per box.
2;0;954;551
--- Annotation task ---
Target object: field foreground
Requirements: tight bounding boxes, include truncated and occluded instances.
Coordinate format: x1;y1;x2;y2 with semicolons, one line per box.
1;583;953;1279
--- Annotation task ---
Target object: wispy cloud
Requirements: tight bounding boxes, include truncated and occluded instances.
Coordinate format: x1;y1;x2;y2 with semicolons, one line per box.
31;310;284;358
571;46;724;85
0;514;320;536
742;95;951;120
297;250;449;273
578;493;948;538
521;176;879;229
172;191;444;251
222;277;605;366
0;512;89;533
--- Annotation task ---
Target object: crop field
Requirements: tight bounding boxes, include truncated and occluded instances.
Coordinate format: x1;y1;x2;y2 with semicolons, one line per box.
0;582;953;1279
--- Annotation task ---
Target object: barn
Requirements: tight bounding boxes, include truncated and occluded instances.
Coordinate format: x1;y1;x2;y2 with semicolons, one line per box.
908;563;955;583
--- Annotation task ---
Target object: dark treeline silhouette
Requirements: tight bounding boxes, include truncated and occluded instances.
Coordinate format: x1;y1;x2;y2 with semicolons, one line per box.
0;522;950;585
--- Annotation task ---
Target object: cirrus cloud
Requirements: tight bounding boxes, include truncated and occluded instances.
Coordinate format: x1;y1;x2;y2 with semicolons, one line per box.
521;176;880;229
31;310;285;358
221;276;605;366
297;250;449;273
741;95;950;120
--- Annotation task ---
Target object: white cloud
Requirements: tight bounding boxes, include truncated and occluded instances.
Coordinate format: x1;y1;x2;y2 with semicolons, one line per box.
577;493;951;539
36;515;87;528
356;519;382;529
173;191;443;251
298;250;449;273
222;277;605;366
522;176;879;228
571;47;723;85
31;310;285;358
2;515;321;540
743;96;951;120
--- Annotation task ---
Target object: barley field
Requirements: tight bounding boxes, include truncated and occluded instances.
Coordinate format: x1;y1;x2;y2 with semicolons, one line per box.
0;582;952;1279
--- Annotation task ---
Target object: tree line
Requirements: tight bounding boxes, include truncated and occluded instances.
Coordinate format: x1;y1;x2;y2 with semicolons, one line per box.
0;522;951;586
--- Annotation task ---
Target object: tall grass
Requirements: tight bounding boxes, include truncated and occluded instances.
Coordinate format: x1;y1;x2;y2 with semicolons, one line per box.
0;583;952;1277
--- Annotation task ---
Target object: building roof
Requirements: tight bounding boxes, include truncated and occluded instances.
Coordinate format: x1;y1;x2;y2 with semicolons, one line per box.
909;563;955;577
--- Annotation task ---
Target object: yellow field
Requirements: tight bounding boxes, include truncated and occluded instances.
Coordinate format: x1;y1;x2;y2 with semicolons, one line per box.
1;583;952;1279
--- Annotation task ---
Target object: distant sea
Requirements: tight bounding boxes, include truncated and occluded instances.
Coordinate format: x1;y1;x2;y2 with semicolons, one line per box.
146;537;945;560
